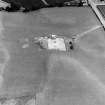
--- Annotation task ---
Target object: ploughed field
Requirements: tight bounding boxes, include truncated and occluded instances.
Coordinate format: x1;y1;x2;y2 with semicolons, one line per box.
0;7;105;105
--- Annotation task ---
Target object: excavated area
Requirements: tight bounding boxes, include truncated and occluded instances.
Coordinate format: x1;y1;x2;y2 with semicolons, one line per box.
0;7;105;105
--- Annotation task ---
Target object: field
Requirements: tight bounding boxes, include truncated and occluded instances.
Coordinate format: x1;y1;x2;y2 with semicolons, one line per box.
0;7;105;104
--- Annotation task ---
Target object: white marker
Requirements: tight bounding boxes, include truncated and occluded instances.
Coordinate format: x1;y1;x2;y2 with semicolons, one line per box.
22;43;29;48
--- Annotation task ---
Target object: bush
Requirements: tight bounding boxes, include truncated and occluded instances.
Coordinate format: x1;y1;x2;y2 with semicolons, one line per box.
2;0;80;12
